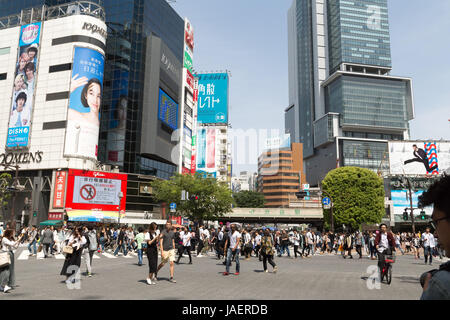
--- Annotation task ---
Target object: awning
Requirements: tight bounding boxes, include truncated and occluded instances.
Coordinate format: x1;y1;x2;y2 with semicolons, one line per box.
66;209;123;222
118;218;167;225
40;220;63;226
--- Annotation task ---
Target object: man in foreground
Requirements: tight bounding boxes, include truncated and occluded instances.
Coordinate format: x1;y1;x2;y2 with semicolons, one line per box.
419;175;450;300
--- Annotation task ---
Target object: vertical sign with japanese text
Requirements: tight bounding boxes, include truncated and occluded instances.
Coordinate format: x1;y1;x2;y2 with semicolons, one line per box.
197;73;229;124
53;171;67;209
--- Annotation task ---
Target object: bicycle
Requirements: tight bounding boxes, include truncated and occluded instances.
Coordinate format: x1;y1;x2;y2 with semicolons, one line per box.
379;252;396;285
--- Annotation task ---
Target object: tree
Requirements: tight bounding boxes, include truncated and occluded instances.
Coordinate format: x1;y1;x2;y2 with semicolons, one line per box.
151;173;234;222
0;173;12;222
321;167;385;231
233;191;265;208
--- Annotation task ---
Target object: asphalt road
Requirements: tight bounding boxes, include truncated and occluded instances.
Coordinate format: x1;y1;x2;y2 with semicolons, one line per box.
2;248;446;300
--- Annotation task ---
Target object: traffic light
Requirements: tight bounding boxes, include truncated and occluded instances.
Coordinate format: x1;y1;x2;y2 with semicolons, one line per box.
420;210;426;220
33;211;37;217
190;195;199;201
403;210;408;221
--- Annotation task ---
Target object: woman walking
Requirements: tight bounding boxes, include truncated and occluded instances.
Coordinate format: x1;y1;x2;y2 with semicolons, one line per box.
60;227;85;285
0;229;24;293
145;222;160;285
259;229;278;273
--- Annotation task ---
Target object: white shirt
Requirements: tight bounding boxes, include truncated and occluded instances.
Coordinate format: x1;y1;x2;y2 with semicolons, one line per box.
9;106;31;128
218;231;224;241
182;232;191;247
421;233;435;248
244;233;251;244
67;235;86;250
202;229;210;240
293;234;300;246
255;234;262;245
1;237;20;251
306;232;314;244
378;233;389;253
229;231;241;250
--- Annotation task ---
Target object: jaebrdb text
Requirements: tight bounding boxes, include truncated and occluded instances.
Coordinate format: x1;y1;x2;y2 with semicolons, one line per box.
182;304;268;318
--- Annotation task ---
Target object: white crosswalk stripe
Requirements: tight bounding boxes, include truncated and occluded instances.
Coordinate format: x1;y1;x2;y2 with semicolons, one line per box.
13;248;142;261
101;252;117;259
17;250;30;260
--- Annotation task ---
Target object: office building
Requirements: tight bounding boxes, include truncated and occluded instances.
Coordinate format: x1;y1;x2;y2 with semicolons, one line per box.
257;142;306;208
287;0;414;185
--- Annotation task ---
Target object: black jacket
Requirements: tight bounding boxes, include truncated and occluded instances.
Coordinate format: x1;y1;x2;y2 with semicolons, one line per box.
414;148;427;161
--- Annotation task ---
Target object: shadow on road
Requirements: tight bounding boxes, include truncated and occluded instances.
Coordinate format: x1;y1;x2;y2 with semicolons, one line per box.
394;276;420;284
253;270;264;273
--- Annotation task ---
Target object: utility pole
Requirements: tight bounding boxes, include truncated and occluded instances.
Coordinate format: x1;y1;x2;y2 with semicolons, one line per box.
405;176;415;234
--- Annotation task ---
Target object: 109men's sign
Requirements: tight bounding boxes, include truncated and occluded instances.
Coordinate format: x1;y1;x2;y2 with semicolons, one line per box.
0;151;43;165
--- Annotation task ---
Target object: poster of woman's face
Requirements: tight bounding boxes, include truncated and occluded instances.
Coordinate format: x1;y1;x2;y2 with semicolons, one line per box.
64;47;105;160
6;22;41;148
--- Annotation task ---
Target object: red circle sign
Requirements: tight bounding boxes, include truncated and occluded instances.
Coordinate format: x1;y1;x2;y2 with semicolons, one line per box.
80;184;96;201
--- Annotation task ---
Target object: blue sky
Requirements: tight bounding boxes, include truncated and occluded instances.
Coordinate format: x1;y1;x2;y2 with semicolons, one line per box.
171;0;450;174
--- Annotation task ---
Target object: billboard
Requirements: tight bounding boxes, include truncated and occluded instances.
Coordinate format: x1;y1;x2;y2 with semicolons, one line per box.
65;169;128;222
389;141;450;175
265;134;291;150
158;88;178;130
107;69;129;165
196;128;217;176
197;73;229;124
64;47;105;160
183;19;194;73
391;190;433;216
53;171;67;209
6;22;42;148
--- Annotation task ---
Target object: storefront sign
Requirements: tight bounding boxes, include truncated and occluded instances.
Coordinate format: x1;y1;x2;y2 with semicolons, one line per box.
48;212;63;220
53;171;67;208
0;151;43;165
82;22;107;39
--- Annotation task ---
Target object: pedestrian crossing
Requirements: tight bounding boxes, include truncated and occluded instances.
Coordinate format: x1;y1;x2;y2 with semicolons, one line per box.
15;248;138;261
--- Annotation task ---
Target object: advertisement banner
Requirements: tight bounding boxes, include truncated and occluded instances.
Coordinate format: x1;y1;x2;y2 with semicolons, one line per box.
65;169;127;213
183;19;194;73
265;134;291;150
197;73;229;124
389;141;450;175
107;69;129;166
196;128;217;176
53;171;67;209
6;22;42;148
391;190;433;216
64;47;105;160
158;88;178;130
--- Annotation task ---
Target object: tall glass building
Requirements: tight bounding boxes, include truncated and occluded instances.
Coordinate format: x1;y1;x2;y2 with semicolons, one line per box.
287;0;414;185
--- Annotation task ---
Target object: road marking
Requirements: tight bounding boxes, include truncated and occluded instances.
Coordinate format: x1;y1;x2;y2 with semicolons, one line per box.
55;254;65;260
93;254;100;259
36;251;45;259
17;250;30;260
101;252;117;259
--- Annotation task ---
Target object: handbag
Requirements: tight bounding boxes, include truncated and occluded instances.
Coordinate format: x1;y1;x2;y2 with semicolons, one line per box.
63;245;73;254
0;251;11;268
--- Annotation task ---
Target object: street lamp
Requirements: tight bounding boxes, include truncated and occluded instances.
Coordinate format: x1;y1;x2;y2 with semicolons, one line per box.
0;163;20;230
117;191;123;226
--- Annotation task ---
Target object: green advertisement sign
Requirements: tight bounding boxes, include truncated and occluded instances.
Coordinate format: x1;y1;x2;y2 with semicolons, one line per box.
184;50;193;72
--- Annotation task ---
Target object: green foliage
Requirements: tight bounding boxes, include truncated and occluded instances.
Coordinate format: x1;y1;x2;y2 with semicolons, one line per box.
151;173;234;222
233;191;265;208
322;167;385;230
0;173;12;221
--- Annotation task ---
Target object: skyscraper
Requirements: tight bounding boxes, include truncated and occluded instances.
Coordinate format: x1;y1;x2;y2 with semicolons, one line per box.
287;0;414;185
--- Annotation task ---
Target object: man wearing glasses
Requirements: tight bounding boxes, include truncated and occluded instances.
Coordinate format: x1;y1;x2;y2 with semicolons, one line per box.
418;175;450;300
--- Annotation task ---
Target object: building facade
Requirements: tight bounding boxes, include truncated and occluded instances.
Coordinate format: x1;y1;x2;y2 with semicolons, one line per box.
257;142;306;208
287;0;414;186
0;1;110;226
